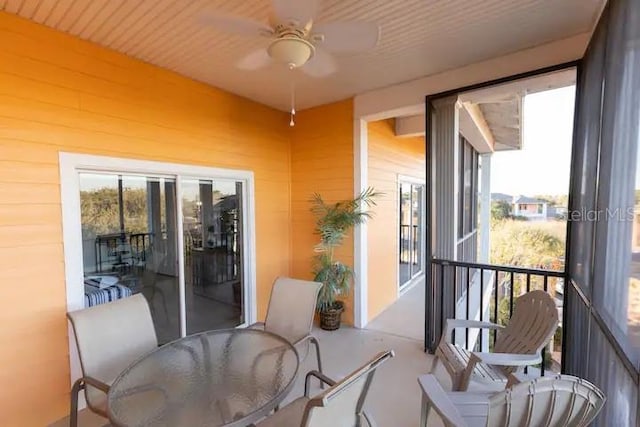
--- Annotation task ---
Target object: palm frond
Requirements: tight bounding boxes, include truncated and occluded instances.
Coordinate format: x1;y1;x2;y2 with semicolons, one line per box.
309;188;381;309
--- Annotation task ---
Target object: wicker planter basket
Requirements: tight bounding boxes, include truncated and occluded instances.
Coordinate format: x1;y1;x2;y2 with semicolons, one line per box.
319;301;344;331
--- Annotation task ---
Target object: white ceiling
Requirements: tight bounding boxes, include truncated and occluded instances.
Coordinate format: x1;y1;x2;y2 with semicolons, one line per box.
1;0;604;111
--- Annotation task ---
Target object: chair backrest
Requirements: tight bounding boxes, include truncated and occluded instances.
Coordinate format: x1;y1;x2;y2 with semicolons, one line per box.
67;294;158;409
301;350;394;427
486;375;606;427
495;290;559;356
264;277;322;344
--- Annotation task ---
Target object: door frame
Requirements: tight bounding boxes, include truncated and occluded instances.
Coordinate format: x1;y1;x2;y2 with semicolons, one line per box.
59;152;257;393
424;61;579;352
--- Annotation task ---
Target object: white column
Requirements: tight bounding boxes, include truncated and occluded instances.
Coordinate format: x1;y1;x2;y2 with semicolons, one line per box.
354;118;368;328
479;154;492;263
478;154;492;351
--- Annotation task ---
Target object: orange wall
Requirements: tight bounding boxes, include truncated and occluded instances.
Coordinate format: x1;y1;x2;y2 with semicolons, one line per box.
0;12;292;425
367;119;425;321
290;100;355;324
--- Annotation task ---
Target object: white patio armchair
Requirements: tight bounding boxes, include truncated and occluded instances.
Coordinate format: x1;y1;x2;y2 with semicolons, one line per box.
252;350;394;427
418;373;605;427
434;290;559;391
249;277;324;375
67;294;158;427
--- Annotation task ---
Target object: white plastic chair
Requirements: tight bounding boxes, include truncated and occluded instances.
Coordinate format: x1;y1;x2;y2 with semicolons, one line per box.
434;290;559;391
250;277;323;374
67;294;158;427
253;350;394;427
418;373;606;427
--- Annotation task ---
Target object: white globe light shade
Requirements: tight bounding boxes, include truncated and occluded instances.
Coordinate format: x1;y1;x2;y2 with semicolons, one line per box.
267;37;314;68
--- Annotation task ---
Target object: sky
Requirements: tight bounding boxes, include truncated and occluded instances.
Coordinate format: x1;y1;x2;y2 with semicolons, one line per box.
489;85;575;196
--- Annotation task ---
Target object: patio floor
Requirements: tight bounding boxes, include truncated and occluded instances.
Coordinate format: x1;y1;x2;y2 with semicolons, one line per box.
51;281;449;426
367;276;425;341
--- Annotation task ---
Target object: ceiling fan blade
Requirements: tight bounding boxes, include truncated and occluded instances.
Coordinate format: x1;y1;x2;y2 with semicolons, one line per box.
271;0;319;26
301;49;337;78
313;21;380;53
237;49;272;70
200;12;273;37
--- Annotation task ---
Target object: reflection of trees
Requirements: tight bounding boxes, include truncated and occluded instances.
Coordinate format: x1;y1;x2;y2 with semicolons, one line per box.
80;188;148;238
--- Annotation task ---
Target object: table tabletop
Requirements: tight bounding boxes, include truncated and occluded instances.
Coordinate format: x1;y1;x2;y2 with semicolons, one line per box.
107;328;299;427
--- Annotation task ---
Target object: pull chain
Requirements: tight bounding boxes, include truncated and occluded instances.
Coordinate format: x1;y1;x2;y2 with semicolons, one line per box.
289;80;296;127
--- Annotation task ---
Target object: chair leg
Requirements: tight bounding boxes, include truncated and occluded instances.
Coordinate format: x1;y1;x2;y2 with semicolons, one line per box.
70;378;84;427
310;336;324;389
419;394;431;427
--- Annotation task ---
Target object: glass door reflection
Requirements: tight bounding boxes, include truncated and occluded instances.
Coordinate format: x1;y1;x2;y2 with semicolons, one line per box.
399;181;425;289
79;173;180;344
182;179;244;334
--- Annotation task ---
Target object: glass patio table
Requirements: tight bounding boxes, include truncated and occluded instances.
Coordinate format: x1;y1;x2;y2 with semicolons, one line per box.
107;328;299;427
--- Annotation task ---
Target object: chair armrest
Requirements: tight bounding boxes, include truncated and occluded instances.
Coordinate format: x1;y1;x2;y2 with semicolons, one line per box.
304;370;336;396
470;352;542;367
443;319;504;344
417;374;468;427
247;322;265;330
82;376;111;394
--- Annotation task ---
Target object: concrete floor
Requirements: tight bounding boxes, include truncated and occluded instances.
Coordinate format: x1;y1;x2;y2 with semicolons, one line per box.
51;279;449;427
367;276;425;342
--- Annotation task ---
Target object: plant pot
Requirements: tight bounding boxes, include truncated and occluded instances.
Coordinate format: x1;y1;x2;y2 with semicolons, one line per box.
319;301;344;331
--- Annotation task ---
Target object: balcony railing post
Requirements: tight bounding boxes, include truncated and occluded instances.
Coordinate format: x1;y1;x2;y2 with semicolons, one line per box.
452;266;457;344
439;262;445;348
465;267;470;349
479;268;484;351
542;275;549;376
509;271;515;318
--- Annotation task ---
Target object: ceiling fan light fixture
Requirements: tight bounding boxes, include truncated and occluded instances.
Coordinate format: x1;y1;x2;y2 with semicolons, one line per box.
267;36;314;68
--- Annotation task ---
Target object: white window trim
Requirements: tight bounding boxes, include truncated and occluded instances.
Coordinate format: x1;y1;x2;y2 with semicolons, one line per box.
59;152;258;398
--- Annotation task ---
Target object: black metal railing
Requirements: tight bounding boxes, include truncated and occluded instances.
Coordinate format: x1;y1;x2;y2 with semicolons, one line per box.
130;232;153;264
426;258;566;376
399;224;420;265
188;231;241;288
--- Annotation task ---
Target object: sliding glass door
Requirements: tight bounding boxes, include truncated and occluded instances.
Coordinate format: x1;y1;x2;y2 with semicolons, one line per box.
78;171;247;344
182;178;244;335
399;181;425;288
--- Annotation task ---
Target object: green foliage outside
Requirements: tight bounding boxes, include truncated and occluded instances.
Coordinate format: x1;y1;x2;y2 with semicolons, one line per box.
491;200;512;221
311;187;381;312
489;218;565;331
80;187;149;239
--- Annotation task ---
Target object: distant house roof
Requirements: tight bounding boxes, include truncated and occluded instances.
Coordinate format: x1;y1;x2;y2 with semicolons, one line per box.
514;195;546;204
491;193;513;202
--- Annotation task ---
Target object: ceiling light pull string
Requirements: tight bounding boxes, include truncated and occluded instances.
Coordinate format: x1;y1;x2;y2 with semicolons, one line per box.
290;78;296;127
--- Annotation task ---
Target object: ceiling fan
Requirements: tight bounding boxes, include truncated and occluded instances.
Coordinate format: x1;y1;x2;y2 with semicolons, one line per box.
200;0;380;78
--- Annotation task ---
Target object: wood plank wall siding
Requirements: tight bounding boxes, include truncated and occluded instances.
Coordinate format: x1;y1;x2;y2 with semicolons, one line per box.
367;119;426;322
0;11;343;425
290;99;355;324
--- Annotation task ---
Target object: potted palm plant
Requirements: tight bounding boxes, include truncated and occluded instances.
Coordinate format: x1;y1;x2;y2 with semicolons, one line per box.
311;187;380;330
